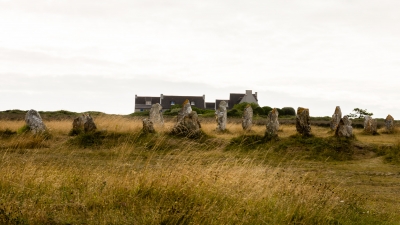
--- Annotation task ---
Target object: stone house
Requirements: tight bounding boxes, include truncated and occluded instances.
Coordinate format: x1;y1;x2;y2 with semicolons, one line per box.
134;90;258;112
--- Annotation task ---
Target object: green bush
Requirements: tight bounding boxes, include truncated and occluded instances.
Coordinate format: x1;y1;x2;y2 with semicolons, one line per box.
262;106;273;115
254;107;264;116
227;109;241;117
281;107;296;116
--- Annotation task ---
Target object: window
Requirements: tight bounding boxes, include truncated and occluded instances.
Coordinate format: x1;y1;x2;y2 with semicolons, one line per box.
171;101;175;105
145;101;151;105
140;109;144;112
191;101;195;106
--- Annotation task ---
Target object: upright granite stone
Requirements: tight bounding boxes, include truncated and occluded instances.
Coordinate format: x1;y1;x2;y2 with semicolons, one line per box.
171;111;201;138
265;108;279;139
242;104;253;131
296;107;311;136
364;116;377;134
142;119;155;133
335;116;353;137
330;106;342;131
25;109;46;134
177;99;192;123
385;114;394;133
149;103;164;125
72;114;87;132
84;115;97;132
215;101;228;131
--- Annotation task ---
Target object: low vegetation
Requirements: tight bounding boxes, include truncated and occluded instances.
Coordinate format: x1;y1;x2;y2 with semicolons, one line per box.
0;115;399;224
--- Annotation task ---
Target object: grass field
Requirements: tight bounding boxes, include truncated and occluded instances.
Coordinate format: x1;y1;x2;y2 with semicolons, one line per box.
0;115;400;224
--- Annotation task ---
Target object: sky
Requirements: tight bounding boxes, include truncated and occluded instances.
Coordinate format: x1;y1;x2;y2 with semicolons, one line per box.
1;0;400;118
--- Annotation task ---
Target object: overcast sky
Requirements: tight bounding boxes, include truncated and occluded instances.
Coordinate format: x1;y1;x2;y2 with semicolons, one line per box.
1;0;399;118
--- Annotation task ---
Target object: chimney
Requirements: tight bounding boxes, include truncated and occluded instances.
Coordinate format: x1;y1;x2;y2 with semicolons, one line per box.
160;94;163;104
135;94;137;99
255;92;257;97
246;90;252;96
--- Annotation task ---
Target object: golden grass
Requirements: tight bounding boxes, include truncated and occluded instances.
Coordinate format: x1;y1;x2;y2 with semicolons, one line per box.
1;116;400;224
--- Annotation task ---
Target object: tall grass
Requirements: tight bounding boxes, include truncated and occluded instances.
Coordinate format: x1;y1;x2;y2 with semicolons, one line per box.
0;117;399;224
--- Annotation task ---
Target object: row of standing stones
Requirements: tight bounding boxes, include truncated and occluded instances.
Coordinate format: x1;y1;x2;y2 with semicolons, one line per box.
23;104;395;139
142;102;396;139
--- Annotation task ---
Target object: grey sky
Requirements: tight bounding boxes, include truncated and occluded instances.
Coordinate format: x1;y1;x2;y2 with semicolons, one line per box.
1;0;399;118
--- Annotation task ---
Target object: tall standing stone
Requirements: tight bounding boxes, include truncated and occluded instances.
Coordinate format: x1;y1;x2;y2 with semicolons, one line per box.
265;108;279;139
177;99;192;123
335;116;353;137
242;104;253;131
149;103;164;125
330;106;342;131
296;107;311;136
84;114;97;132
142;118;155;133
215;101;227;131
385;114;394;133
25;109;46;134
364;116;377;134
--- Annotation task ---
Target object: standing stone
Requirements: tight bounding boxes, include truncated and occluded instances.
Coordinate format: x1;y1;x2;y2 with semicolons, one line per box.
364;116;377;134
242;104;253;131
149;103;164;125
177;99;192;123
265;108;279;139
335;116;353;137
72;114;87;132
142;118;155;133
385;114;394;133
215;101;228;131
84;114;97;132
296;107;311;136
171;111;201;138
330;106;342;131
25;109;46;134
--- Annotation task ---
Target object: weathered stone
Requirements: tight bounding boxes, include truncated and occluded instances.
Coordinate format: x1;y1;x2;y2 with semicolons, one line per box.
171;111;201;138
149;103;164;125
335;116;353;137
72;114;88;131
296;107;311;136
385;114;394;133
25;109;46;134
330;106;342;131
177;99;192;123
215;101;228;131
142;118;155;133
265;108;279;139
242;104;253;131
364;116;377;134
84;115;97;132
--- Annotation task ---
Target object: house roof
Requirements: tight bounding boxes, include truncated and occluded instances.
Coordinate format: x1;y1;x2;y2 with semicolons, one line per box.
161;95;205;109
229;93;258;105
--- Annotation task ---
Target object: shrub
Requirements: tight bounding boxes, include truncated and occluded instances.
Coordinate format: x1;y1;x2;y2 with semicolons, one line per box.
227;109;241;117
262;106;273;115
254;107;264;116
281;107;296;116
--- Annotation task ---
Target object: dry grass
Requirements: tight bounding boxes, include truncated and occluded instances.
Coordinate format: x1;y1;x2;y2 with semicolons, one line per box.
0;116;400;224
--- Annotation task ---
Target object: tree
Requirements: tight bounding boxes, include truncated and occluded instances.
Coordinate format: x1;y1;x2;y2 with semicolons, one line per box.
281;107;296;116
347;108;373;119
